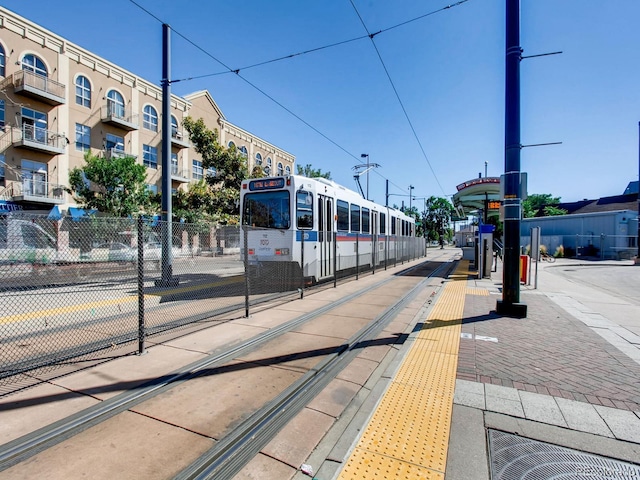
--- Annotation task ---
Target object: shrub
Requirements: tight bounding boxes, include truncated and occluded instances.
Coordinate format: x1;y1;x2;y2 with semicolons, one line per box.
554;245;564;258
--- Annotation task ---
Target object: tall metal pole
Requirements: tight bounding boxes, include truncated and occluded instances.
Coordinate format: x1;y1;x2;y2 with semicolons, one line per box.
637;122;639;260
497;0;527;317
157;23;177;286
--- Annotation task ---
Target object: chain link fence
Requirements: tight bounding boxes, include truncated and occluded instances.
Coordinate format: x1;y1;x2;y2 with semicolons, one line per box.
1;213;426;391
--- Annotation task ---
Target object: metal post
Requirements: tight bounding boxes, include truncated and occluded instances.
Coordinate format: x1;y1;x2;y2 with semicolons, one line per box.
637;122;640;260
243;227;250;318
137;216;145;355
355;233;359;280
497;0;527;317
372;232;376;275
300;231;305;299
333;231;337;288
157;23;177;287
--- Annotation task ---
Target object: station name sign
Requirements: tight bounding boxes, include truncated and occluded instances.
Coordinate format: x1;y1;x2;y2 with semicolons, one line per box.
249;178;285;191
456;177;500;192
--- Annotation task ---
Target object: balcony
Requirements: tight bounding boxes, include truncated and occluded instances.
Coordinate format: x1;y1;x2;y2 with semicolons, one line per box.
101;105;139;131
7;179;65;205
171;130;190;149
106;147;137;160
13;70;66;105
12;125;67;155
170;166;190;183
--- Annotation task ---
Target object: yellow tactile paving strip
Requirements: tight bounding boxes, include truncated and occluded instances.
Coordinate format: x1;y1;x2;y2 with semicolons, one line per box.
338;261;471;479
466;287;489;296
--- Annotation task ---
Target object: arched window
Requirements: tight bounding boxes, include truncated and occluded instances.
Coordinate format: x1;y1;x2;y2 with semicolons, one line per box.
21;54;47;77
285;165;291;176
143;105;158;132
228;141;235;148
277;162;284;176
75;75;91;108
239;146;248;157
255;153;262;165
171;115;179;138
0;44;5;77
265;157;272;176
106;90;125;118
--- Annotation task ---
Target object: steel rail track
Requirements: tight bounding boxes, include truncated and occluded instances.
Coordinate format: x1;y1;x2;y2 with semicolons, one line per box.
175;258;457;480
0;255;452;471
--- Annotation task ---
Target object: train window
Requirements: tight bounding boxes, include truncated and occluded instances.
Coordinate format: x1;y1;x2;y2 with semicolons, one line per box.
296;191;313;229
242;191;290;229
380;212;386;234
362;208;370;234
350;204;360;233
391;216;396;235
337;200;349;231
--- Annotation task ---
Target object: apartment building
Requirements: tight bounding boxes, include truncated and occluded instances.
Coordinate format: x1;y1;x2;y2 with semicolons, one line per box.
0;6;295;214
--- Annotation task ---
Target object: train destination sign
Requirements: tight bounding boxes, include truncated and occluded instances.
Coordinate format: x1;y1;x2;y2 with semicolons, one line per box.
249;178;286;191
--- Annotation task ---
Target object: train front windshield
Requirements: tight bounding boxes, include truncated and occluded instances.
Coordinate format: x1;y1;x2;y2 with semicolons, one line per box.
242;191;291;229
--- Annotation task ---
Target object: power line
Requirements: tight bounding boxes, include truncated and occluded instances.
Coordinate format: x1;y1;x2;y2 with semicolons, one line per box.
349;0;449;197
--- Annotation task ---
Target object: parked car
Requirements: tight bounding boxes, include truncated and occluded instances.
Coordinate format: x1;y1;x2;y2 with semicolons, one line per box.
93;242;136;262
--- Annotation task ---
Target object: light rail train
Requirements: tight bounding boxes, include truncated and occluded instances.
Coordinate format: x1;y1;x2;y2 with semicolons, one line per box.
240;174;421;284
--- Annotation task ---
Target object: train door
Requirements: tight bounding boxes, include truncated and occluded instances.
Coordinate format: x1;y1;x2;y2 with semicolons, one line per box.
318;195;334;279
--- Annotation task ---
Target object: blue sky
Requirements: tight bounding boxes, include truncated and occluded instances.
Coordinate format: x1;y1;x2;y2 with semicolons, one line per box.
4;0;639;205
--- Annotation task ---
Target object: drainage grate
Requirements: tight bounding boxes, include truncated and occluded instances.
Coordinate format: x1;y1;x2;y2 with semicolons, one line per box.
488;429;640;480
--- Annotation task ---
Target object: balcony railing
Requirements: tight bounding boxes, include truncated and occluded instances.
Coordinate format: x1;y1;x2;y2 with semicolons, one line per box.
102;105;139;131
11;125;67;154
171;130;189;148
106;147;137;160
7;179;65;204
170;166;190;182
13;70;66;105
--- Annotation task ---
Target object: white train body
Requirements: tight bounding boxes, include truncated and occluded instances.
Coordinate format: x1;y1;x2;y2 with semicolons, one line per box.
240;175;418;283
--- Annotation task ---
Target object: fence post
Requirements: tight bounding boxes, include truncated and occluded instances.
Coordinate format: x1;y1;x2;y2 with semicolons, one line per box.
600;233;605;260
137;216;145;355
333;231;337;288
356;233;359;280
243;227;250;318
300;231;305;299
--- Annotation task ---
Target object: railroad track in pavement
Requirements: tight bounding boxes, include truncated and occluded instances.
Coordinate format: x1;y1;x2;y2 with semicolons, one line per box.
0;251;459;479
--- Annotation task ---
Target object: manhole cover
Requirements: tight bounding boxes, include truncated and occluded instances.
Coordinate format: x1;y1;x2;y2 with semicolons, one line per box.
488;429;640;479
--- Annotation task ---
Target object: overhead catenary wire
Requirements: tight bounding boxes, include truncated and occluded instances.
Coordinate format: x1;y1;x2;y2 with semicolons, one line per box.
127;0;468;197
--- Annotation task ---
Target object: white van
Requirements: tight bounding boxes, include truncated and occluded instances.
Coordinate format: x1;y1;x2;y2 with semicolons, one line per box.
0;217;58;264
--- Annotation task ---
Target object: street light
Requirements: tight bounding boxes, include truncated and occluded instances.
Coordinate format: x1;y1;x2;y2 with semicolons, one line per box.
361;154;369;200
409;185;414;210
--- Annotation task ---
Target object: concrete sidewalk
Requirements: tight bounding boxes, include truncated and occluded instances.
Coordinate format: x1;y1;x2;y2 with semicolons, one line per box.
446;256;640;479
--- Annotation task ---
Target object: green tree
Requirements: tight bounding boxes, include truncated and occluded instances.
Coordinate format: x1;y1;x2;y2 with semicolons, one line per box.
183;117;250;224
523;193;566;218
67;152;151;217
423;196;455;243
296;163;331;179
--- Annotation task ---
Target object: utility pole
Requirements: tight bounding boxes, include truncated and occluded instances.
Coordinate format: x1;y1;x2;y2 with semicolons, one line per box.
409;185;414;210
497;0;527;317
157;23;178;287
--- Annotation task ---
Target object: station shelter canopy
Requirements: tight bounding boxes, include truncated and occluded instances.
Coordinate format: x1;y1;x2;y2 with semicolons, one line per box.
452;177;501;219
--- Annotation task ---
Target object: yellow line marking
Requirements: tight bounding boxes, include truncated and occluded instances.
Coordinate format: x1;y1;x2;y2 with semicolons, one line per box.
466;287;489;296
0;276;243;325
338;261;469;479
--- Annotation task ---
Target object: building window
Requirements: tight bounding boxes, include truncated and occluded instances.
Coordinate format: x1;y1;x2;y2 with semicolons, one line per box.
277;162;284;176
75;75;91;108
21;107;47;142
147;184;158;195
75;123;91;152
171;116;179;138
239;146;248;157
143;145;158;169
0;45;5;77
106;133;124;154
171;153;178;175
106;90;125;118
206;167;216;178
21;159;48;197
192;160;203;180
228;141;235;148
285;165;291;176
0;99;4;132
143;105;158;132
265;157;272;176
255;153;262;165
21;54;47;77
0;154;5;183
